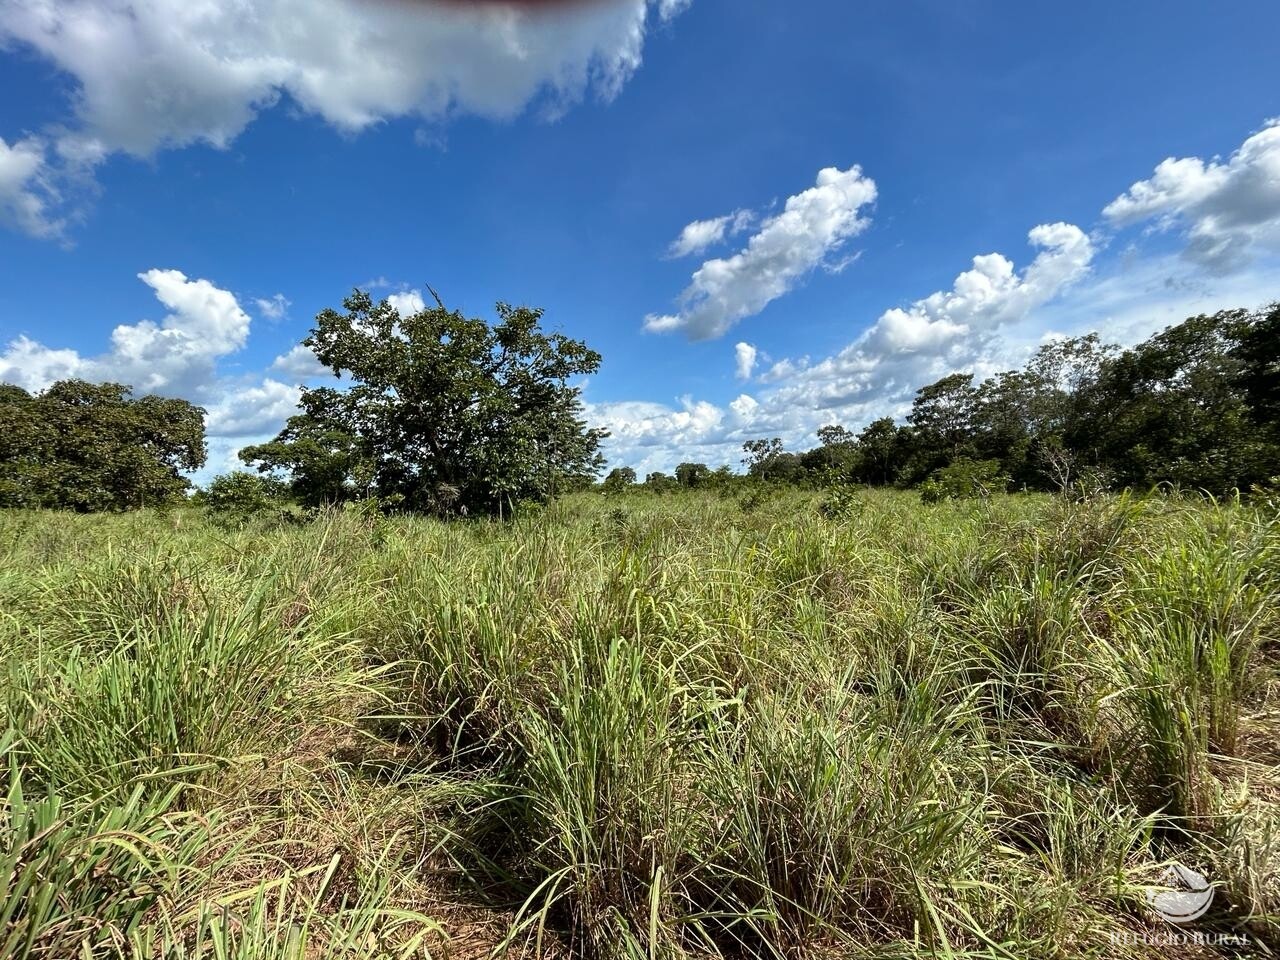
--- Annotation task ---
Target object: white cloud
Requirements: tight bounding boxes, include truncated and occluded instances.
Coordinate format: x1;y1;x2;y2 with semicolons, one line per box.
0;268;250;399
588;395;737;473
593;223;1097;471
255;293;291;320
657;0;693;20
0;335;83;390
194;433;278;487
859;222;1094;357
667;208;754;258
204;378;301;437
763;223;1095;414
645;165;877;340
729;393;759;420
0;0;684;161
0;136;62;238
387;290;427;317
270;343;329;380
1104;120;1280;274
734;341;757;380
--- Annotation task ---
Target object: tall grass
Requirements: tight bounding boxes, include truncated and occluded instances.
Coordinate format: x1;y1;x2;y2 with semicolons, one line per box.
0;488;1275;958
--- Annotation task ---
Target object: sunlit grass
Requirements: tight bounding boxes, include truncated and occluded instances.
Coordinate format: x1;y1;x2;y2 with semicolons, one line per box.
0;488;1276;957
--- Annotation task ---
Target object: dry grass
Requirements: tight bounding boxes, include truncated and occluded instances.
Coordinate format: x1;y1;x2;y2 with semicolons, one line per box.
0;488;1277;958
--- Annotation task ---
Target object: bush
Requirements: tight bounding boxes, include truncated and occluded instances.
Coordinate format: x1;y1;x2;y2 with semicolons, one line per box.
817;483;864;521
919;458;1009;503
202;471;289;525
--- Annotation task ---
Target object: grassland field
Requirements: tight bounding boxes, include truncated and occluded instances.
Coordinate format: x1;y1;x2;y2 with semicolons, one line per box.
1;488;1277;959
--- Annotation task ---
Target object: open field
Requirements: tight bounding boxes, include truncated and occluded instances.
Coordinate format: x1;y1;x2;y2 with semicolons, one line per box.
1;489;1277;959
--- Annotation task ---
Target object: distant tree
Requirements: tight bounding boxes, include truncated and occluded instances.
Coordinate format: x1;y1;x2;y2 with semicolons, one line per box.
674;462;711;488
602;466;637;493
900;372;978;484
853;417;904;486
643;471;677;494
742;438;788;481
1233;302;1280;426
816;424;853;447
801;424;859;482
671;304;1280;499
241;289;606;515
0;380;206;511
1068;309;1279;492
239;396;375;507
977;334;1117;487
709;464;738;489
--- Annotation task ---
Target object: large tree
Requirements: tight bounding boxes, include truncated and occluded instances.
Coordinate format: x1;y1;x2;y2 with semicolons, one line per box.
1067;308;1280;492
242;290;606;515
0;380;206;511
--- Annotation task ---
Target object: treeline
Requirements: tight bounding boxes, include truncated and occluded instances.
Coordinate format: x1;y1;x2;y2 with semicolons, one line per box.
0;381;206;510
610;304;1280;498
0;291;604;516
2;302;1276;514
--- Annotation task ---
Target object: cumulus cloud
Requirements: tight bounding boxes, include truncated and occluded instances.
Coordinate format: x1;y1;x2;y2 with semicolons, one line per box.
588;395;737;473
734;341;757;380
0;0;687;237
255;294;291;320
0;136;62;238
645;165;877;340
204;378;301;436
270;343;329;380
764;223;1095;413
859;223;1095;357
667;209;755;258
0;0;683;161
0;268;250;399
1104;120;1280;274
0;335;83;390
596;223;1096;471
387;290;428;316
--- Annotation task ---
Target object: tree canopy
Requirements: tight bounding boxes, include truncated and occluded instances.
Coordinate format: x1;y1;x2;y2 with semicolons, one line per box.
728;303;1280;497
242;290;606;515
0;380;206;510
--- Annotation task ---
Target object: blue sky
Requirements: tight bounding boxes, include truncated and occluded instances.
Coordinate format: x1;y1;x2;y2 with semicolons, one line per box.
1;0;1278;478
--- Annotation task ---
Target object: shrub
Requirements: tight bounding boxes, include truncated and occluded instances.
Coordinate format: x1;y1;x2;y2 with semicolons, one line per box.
920;458;1010;503
817;483;863;521
203;471;289;526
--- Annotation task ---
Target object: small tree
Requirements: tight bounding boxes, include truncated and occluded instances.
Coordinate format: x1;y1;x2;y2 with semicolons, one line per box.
602;466;637;494
203;472;289;525
242;289;606;516
742;438;785;479
919;458;1009;504
674;462;711;489
644;471;677;494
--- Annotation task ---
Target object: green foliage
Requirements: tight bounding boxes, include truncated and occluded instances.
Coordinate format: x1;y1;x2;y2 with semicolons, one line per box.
0;739;217;960
673;461;711;488
601;465;637;494
816;482;864;520
242;289;605;516
919;457;1009;503
202;471;289;526
0;379;206;511
643;470;677;494
633;304;1279;499
1069;307;1280;492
